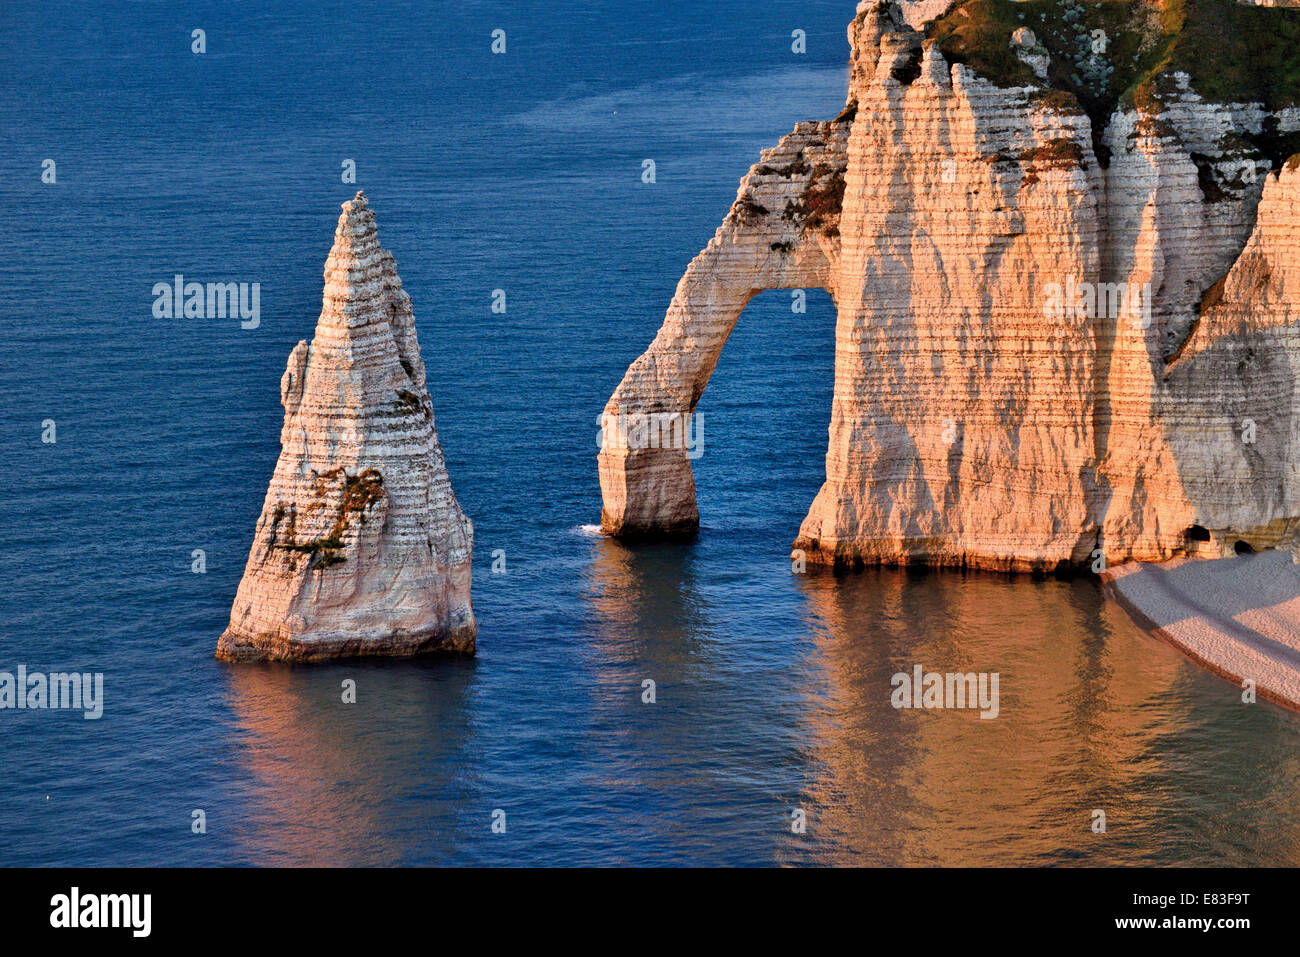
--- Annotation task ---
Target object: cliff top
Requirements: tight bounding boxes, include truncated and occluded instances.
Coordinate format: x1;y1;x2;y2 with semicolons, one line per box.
928;0;1300;121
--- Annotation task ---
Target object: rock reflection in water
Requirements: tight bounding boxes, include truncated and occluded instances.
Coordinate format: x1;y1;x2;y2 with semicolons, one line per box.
221;659;476;866
785;568;1300;866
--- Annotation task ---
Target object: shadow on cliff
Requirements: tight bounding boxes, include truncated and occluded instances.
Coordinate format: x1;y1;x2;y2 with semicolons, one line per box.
1161;323;1298;553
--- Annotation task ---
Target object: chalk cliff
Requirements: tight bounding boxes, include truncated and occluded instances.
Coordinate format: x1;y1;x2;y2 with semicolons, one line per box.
218;191;476;662
599;0;1300;570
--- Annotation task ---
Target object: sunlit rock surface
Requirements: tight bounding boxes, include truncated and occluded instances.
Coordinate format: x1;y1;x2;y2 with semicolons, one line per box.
218;192;475;662
599;0;1300;571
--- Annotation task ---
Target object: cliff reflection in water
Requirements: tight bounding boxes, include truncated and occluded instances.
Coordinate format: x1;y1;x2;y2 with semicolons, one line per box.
214;538;1300;867
578;536;755;865
788;568;1300;866
582;534;1300;865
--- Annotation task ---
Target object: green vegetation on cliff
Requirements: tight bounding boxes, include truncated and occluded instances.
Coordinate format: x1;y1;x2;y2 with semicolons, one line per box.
269;468;385;571
929;0;1300;160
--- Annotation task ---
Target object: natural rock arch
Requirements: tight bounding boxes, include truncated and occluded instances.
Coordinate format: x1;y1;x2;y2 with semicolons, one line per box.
598;121;849;537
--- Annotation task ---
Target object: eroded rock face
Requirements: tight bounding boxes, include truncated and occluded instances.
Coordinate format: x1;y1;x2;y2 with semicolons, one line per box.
599;0;1300;569
798;45;1103;571
218;191;475;662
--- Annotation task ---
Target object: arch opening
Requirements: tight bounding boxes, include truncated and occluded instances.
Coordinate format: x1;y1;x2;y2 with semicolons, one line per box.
690;287;837;538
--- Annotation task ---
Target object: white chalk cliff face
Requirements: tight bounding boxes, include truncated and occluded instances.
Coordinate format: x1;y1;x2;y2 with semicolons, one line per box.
218;191;475;661
599;0;1300;570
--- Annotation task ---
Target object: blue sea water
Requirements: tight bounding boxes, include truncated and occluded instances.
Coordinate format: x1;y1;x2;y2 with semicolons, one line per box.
3;0;1300;867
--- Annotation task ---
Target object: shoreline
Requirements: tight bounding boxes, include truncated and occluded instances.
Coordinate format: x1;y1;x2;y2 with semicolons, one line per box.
1102;550;1300;713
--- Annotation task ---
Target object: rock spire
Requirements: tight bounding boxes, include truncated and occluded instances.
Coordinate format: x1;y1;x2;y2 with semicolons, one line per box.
218;191;476;661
